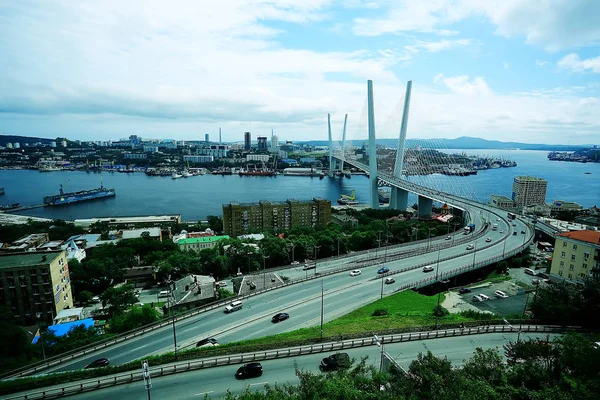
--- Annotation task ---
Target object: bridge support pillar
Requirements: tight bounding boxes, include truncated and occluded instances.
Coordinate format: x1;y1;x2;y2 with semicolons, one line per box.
389;187;409;210
418;195;433;217
367;80;379;209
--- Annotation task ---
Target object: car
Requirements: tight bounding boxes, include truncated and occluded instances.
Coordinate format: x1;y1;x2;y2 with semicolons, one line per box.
466;244;474;250
495;290;508;299
445;236;451;240
377;267;389;274
496;218;501;221
271;312;290;323
499;229;504;233
521;230;525;234
472;295;483;302
91;296;100;303
217;281;228;288
291;261;300;265
532;278;540;285
384;277;395;284
485;237;492;242
85;358;110;369
422;265;434;273
512;223;516;227
303;264;316;271
479;294;490;301
458;287;472;294
320;353;351;371
196;338;219;348
513;232;518;236
235;362;263;379
349;269;362;276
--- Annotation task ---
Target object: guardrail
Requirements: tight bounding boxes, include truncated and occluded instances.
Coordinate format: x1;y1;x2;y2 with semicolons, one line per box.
4;324;569;400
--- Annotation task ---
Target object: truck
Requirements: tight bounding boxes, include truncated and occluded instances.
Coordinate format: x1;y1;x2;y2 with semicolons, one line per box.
463;223;476;234
492;223;498;231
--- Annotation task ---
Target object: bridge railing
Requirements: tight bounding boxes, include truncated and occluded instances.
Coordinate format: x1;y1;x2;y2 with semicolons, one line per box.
4;324;568;400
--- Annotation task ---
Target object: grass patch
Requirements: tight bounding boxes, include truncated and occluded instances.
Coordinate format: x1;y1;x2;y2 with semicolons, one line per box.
482;271;512;284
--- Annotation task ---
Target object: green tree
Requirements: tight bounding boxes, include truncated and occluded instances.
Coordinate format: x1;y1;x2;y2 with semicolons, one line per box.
107;304;161;334
207;215;224;233
100;284;138;317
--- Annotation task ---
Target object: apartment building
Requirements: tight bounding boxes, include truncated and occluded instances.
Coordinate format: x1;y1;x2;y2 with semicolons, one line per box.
222;198;331;237
511;176;548;209
549;230;600;283
0;251;73;325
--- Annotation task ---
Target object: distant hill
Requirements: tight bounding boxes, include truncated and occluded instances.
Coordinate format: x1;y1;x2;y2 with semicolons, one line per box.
0;135;54;147
301;136;593;151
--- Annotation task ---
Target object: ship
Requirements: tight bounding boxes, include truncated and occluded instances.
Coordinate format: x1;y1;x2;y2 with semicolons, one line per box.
337;190;359;205
182;170;193;178
172;172;183;179
238;169;276;176
39;165;62;172
439;167;477;176
0;203;19;211
43;184;116;206
344;170;352;179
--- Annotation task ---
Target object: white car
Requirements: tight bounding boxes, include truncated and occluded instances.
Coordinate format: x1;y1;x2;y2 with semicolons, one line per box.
422;265;434;273
445;236;451;240
479;294;490;301
485;237;492;242
466;244;474;250
499;229;504;233
217;281;228;288
472;295;483;302
91;296;100;303
384;277;395;284
496;218;501;221
291;261;299;265
350;269;362;276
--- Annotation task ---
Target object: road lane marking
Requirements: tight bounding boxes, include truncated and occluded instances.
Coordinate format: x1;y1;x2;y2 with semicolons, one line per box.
195;391;214;396
249;381;268;387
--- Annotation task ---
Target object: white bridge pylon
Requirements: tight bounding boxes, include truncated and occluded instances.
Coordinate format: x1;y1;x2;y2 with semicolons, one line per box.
327;113;348;177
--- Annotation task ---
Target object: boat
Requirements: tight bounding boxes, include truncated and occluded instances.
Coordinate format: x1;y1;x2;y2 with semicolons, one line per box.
319;171;325;180
337;190;358;205
440;167;477;176
43;183;115;206
344;171;352;179
118;168;135;173
172;172;183;179
182;171;193;178
39;165;62;172
585;172;591;174
239;162;276;176
0;203;20;211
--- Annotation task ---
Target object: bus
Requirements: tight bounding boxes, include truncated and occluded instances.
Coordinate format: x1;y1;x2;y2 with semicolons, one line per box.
507;212;516;220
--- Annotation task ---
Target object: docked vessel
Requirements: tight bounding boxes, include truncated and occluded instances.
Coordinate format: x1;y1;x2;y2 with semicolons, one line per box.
172;172;183;179
0;203;19;211
238;169;276;176
39;165;62;172
439;167;477;176
337;190;359;205
182;171;193;178
43;184;116;206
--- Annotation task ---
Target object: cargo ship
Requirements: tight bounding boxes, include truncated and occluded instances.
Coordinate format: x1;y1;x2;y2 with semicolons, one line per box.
43;184;116;206
238;169;276;176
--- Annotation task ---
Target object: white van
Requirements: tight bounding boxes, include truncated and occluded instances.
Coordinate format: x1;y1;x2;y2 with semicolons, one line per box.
524;268;537;276
224;300;243;313
479;294;490;301
158;290;170;298
495;290;508;299
422;265;434;273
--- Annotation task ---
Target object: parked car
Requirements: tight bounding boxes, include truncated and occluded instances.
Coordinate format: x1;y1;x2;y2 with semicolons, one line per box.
196;338;219;348
458;287;472;294
384;277;395;284
291;261;300;265
532;278;540;285
271;312;290;323
485;237;492;242
235;362;263;379
422;265;434;273
513;232;518;236
217;281;228;288
349;269;362;277
495;290;508;299
479;294;490;301
320;353;351;371
91;296;100;303
466;244;475;250
521;230;525;234
445;236;451;240
512;223;516;227
377;267;389;274
472;295;483;302
303;264;316;271
85;358;110;369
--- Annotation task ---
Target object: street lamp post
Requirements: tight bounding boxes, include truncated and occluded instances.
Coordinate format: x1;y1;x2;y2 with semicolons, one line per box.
314;245;321;276
472;241;477;269
373;335;385;372
503;319;522;343
434;249;442;329
35;312;46;361
427;228;433;252
376;231;382;258
320;280;324;340
502;236;508;258
168;294;178;360
262;254;269;288
337;238;341;257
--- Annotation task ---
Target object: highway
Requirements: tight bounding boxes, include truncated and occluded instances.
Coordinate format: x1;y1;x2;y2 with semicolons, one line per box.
37;210;531;375
28;332;555;400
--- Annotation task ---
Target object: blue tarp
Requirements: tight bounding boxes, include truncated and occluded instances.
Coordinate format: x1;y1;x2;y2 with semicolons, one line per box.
48;318;95;337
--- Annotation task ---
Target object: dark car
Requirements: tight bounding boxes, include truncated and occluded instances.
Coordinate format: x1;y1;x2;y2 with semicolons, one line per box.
320;353;351;371
521;230;525;234
458;287;472;294
377;267;389;274
271;312;290;323
513;232;518;236
196;338;219;348
235;362;263;379
85;358;110;369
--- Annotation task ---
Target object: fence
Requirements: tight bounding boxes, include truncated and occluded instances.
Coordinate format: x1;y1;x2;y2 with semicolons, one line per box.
4;324;569;400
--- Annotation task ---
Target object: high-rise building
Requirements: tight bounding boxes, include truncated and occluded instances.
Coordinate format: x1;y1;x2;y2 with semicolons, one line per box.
271;135;279;149
219;128;222;143
549;230;600;282
205;133;210;143
222;198;331;237
0;251;73;324
244;132;251;150
511;176;548;208
257;136;267;151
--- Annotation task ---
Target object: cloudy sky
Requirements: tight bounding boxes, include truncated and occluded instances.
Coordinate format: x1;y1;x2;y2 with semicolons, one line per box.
1;0;599;144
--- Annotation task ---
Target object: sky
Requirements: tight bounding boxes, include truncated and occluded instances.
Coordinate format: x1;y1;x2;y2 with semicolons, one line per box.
1;0;600;145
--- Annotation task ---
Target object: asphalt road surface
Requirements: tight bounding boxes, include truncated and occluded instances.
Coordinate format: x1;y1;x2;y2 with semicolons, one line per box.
38;332;555;400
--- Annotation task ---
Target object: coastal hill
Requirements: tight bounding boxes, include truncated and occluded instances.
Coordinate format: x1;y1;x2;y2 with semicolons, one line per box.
0;135;54;147
304;136;593;151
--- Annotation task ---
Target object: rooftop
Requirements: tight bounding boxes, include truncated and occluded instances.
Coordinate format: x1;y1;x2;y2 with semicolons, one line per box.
178;235;230;245
0;251;63;270
557;230;600;246
514;176;548;182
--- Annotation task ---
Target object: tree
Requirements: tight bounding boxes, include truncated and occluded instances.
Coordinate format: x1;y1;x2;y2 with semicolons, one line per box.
107;305;161;334
100;284;138;317
207;215;224;233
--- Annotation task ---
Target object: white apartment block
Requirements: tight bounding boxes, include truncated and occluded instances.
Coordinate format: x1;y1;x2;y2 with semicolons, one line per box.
511;176;547;208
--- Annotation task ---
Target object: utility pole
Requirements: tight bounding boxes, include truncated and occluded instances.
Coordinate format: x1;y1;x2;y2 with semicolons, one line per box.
142;360;152;400
313;245;321;275
472;241;477;269
262;254;269;288
320;280;324;340
434;249;442;329
169;294;178;360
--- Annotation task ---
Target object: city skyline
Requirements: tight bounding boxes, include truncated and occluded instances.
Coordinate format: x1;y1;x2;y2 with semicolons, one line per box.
1;1;600;144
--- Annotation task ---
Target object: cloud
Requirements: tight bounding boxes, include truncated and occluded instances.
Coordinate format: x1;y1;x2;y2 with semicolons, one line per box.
536;59;549;67
404;39;475;54
352;0;600;50
557;53;600;73
433;74;492;96
503;61;510;70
